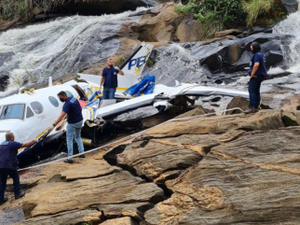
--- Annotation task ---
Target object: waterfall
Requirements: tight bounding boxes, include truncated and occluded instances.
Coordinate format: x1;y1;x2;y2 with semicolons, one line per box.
0;7;148;97
143;44;211;86
273;5;300;73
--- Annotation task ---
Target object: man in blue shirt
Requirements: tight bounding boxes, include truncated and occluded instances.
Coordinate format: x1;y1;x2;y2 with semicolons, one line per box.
100;58;124;99
246;42;267;114
52;91;85;163
0;132;35;205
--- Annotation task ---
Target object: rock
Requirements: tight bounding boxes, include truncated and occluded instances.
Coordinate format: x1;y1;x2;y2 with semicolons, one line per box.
215;29;242;38
101;217;138;225
22;161;165;218
265;50;284;69
60;161;120;181
116;138;204;183
282;111;300;126
97;202;154;221
282;94;300;111
144;128;300;224
281;0;299;13
16;210;102;225
191;33;291;73
175;105;206;118
144;110;285;138
0;18;20;32
124;3;204;43
32;6;42;15
226;96;249;115
175;16;204;42
129;3;184;42
0;75;9;92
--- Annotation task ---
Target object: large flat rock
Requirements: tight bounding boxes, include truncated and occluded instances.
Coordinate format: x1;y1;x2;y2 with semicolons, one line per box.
18;156;165;224
16;210;102;225
116;130;245;184
143;128;300;224
144;110;285;138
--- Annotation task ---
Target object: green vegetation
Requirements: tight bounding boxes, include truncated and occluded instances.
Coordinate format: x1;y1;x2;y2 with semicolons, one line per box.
175;0;287;37
146;58;155;68
0;0;67;22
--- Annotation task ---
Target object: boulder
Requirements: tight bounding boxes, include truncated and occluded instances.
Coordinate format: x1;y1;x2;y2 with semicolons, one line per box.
226;96;249;115
21;160;165;219
16;210;102;225
101;217;138;225
175;16;204;42
0;75;9;92
215;29;243;38
190;33;291;73
282;94;300;111
129;3;184;42
281;0;299;13
124;3;204;43
144;110;285;138
143;128;300;224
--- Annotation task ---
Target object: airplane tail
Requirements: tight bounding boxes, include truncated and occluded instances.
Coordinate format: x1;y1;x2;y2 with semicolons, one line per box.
118;42;154;90
76;42;154;90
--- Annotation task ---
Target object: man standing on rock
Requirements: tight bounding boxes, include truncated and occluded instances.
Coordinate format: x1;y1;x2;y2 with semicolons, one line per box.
100;58;124;99
0;132;35;205
52;91;85;164
246;42;267;114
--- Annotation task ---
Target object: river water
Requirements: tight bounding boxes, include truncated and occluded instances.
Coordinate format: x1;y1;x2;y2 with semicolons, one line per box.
0;8;148;98
0;4;300;103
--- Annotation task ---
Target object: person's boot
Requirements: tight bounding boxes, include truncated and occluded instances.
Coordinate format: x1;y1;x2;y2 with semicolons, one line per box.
15;191;25;200
79;155;85;158
244;108;258;114
64;159;74;164
0;198;8;205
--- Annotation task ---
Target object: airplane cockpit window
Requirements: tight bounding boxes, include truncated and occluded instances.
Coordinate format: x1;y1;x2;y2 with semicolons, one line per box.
0;104;25;120
65;91;74;98
30;102;44;115
49;96;59;107
26;107;34;119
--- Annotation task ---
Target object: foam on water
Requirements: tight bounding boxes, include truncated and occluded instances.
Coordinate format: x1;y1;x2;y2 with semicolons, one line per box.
0;7;148;97
273;7;300;73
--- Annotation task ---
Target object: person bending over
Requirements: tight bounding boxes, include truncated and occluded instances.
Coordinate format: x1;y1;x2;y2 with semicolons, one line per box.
52;91;85;163
0;132;35;205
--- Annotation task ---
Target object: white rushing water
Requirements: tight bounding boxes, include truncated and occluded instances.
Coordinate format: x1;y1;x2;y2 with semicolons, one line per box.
273;6;300;73
0;7;148;97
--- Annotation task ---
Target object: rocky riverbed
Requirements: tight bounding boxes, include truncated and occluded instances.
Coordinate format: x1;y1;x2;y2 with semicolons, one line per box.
1;107;300;224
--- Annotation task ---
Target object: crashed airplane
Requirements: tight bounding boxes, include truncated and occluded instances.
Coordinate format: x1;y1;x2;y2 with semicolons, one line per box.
0;42;248;164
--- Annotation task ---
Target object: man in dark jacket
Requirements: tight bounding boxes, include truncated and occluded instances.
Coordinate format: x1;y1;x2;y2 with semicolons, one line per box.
246;42;267;114
52;91;85;163
0;132;35;205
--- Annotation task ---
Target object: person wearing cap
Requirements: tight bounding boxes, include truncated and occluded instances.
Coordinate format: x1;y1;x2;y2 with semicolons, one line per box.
100;58;124;99
0;132;35;205
246;42;268;114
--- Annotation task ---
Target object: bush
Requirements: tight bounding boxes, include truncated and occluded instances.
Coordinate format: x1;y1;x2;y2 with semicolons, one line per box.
0;0;68;22
176;0;246;37
242;0;273;26
175;0;287;37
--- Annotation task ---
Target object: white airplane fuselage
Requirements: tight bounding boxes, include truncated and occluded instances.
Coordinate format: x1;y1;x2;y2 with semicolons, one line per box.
0;80;100;146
